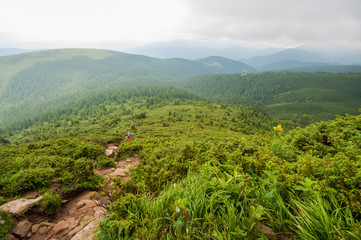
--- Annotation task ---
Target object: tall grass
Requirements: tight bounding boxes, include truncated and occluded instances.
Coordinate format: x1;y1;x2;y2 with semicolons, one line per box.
288;193;361;240
96;164;361;239
96;166;268;239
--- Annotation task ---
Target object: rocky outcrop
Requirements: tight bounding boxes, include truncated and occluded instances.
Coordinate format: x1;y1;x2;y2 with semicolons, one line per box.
0;197;42;216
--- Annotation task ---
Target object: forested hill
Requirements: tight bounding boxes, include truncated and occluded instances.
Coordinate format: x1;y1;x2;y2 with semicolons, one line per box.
0;48;254;129
177;72;361;127
0;48;255;102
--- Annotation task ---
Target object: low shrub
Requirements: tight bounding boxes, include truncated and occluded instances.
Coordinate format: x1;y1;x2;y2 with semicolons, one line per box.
0;209;13;239
37;193;62;216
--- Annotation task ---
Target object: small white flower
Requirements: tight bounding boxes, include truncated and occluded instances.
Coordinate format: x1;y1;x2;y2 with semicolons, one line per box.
176;206;180;213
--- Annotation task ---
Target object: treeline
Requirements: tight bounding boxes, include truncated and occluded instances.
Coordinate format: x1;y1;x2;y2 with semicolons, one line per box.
177;72;361;126
0;85;202;134
178;72;361;106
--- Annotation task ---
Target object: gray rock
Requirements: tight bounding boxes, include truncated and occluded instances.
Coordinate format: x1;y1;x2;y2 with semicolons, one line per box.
0;197;42;216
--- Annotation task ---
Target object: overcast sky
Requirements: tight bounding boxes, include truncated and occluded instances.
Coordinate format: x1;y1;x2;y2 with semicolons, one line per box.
1;0;360;50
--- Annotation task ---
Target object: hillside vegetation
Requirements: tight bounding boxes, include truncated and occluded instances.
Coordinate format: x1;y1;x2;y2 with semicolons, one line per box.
1;49;361;239
0;92;361;239
0;49;255;130
178;72;361;127
1;49;361;132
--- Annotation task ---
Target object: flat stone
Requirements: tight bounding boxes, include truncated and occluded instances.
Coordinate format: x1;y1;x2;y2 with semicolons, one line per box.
108;168;128;178
76;200;97;210
0;196;43;216
75;201;86;209
52;220;70;234
40;221;56;227
32;223;40;233
68;218;79;231
12;219;32;238
68;225;83;238
70;219;99;240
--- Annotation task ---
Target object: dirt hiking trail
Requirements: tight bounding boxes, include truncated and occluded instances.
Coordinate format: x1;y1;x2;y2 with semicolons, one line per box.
5;144;140;240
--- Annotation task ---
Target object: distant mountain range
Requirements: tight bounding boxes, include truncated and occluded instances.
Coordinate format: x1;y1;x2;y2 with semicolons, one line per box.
126;40;282;60
242;48;361;71
1;44;360;75
125;40;361;72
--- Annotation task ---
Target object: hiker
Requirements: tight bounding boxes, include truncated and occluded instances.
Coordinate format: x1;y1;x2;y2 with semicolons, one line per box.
125;132;133;140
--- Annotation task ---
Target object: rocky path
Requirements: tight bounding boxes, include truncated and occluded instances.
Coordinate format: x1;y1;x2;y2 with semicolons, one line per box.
2;145;140;240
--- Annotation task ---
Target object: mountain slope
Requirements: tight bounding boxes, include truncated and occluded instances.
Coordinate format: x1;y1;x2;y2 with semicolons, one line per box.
243;48;327;69
176;72;361;127
0;48;254;129
196;56;255;73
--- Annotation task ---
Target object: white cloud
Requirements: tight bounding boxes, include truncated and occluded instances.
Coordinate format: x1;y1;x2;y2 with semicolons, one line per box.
179;0;361;50
0;0;360;50
0;0;186;47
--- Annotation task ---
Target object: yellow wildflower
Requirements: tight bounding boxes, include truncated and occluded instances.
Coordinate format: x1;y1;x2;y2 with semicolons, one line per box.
273;124;283;131
241;137;245;140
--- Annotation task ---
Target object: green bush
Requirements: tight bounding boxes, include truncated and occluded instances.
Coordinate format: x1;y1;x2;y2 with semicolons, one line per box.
96;155;116;169
1;167;55;196
37;193;62;216
0;209;13;239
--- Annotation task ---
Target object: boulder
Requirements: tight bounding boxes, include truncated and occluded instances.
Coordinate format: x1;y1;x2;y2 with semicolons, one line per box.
0;196;42;216
70;210;105;240
11;219;32;238
52;220;70;234
70;219;99;240
105;146;118;158
68;225;83;238
31;223;40;233
38;226;48;234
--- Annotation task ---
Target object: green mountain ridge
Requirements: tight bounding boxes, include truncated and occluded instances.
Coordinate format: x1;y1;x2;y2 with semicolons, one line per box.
0;48;254;129
1;48;360;132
